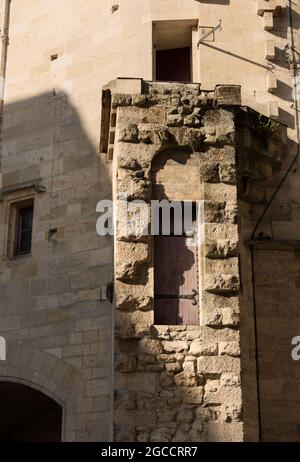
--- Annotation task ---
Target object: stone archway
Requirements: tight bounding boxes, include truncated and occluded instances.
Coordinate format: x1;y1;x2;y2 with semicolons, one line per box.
0;381;62;442
0;344;81;441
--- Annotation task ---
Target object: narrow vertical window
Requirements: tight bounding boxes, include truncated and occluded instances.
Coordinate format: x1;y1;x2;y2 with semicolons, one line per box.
15;203;34;256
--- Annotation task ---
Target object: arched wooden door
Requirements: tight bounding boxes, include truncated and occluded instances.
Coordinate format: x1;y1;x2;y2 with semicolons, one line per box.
0;382;62;442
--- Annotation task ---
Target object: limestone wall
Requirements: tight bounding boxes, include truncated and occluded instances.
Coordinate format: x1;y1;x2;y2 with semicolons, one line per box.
0;0;299;443
111;82;242;442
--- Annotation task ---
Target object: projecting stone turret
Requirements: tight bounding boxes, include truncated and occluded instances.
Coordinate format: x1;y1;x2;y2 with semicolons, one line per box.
100;79;286;442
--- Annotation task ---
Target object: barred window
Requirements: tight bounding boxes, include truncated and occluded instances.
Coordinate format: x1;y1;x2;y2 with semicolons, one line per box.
15;203;33;256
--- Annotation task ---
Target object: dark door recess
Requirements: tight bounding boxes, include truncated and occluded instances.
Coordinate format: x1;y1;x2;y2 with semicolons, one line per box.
156;47;191;83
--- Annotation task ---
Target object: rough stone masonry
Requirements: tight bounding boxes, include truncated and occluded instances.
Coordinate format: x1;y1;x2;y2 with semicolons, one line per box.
101;79;286;442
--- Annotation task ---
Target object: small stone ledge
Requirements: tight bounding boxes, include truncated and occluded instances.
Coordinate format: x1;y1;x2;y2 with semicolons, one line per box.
0;178;47;201
205;274;240;295
205;239;239;259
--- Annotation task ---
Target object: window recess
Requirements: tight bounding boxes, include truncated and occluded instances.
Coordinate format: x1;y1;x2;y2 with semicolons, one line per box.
153;19;199;83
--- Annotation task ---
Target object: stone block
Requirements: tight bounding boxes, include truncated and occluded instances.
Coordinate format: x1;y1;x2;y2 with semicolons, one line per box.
118;124;139;143
180;386;204;405
219;341;241;357
167;114;183;127
162;341;189;353
189;340;218;356
205;273;240;295
215;85;241;106
219;164;236;184
263;11;274;30
201;163;220;183
205;239;239;259
197;356;241;376
265;40;275;60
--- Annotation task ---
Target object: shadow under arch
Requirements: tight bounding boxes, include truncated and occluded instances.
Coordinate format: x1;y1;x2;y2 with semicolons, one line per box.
0;380;63;442
0;345;81;441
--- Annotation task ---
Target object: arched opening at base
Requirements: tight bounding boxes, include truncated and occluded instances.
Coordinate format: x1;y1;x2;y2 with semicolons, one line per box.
0;382;62;442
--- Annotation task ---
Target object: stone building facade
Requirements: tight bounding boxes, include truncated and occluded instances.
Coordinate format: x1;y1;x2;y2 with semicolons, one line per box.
0;0;299;443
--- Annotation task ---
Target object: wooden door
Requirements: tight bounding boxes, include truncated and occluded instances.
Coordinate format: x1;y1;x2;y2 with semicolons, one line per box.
154;235;199;325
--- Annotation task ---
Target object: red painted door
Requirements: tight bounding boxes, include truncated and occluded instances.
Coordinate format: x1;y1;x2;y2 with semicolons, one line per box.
154;235;199;325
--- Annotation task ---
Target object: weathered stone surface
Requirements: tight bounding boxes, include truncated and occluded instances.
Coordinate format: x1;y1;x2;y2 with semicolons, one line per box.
222;403;243;423
183;129;205;151
111;82;262;443
116;353;137;372
168;106;178;115
202;109;235;144
117;293;153;312
205;239;239;259
204;385;242;407
197;356;241;375
174;371;198;387
220;373;241;387
201;163;220;183
183;114;200;127
163;341;189;353
138;123;154;144
204;201;226;223
178;105;193;116
115;390;136;410
165;362;183;373
204;307;240;328
136;432;150;442
181;386;204;404
177;408;194;424
204;309;223;327
153;127;173;146
219;163;236;184
132;95;151;107
138;339;163;355
225;203;238;224
118;169;151;200
116;242;150;281
116;322;135;339
167;114;183;127
215;85;241;107
112;94;132;108
189;340;218;356
115;426;136;442
219;341;240;357
222;308;240;327
205;274;240;295
118;124;139;143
